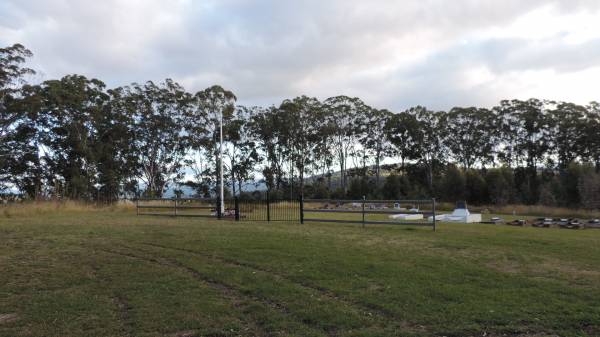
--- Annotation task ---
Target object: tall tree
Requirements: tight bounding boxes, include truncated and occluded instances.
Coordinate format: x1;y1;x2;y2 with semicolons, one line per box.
495;99;553;169
410;106;448;192
551;102;587;169
250;106;287;191
225;105;260;195
323;95;366;194
98;87;139;200
37;75;109;199
495;99;553;203
122;80;189;197
583;102;600;171
191;85;236;195
278;96;325;197
361;108;392;189
385;110;420;170
446;107;497;169
0;44;37;193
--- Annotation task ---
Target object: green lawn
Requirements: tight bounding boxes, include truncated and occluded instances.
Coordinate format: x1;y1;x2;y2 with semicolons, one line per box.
1;209;600;337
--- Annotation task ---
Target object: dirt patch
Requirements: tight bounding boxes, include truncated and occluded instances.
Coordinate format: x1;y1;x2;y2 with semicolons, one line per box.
486;259;524;274
0;313;18;324
538;259;600;279
486;256;600;285
168;330;198;337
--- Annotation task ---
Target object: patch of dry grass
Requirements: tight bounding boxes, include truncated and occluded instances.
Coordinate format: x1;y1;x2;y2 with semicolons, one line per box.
0;200;135;218
432;202;600;219
478;204;600;219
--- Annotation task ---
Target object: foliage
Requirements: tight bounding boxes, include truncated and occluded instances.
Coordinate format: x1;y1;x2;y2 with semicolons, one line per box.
2;43;600;209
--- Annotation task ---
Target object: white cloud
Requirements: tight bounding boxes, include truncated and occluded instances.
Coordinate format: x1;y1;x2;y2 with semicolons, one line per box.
1;0;599;110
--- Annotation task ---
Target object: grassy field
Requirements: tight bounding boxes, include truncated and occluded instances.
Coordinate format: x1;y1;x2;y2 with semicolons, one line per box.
1;205;600;337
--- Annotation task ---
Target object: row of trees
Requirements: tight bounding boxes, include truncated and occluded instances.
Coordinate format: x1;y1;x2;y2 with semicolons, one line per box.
2;44;600;207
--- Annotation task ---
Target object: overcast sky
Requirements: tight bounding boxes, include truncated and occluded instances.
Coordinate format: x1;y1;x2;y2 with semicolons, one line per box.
1;0;599;111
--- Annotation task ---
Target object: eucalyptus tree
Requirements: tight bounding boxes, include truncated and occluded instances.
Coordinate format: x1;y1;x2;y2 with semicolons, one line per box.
225;105;260;195
37;75;110;199
190;85;236;195
278;96;325;196
323;95;367;194
349;108;371;179
584;102;600;171
385;110;421;170
2;84;45;197
0;44;37;193
99;87;140;200
495;99;553;170
361;108;393;188
0;44;35;144
122;79;189;197
409;106;448;192
250;106;288;191
495;99;553;203
446;107;498;169
551;102;587;169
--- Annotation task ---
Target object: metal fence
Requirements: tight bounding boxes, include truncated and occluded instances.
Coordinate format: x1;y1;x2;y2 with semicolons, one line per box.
136;196;436;230
302;197;437;231
136;197;232;218
135;197;299;221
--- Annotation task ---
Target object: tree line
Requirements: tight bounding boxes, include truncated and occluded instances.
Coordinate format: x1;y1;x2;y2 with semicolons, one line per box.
2;44;600;208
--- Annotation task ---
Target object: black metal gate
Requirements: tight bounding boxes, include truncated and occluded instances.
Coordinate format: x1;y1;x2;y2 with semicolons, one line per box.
237;197;300;222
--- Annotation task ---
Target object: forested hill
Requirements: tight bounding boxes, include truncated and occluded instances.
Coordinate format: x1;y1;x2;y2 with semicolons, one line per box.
1;43;600;208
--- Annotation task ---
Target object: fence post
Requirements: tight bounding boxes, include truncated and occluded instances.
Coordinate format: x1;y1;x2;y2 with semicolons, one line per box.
362;195;366;228
234;197;240;221
432;198;436;232
300;195;304;224
266;191;271;222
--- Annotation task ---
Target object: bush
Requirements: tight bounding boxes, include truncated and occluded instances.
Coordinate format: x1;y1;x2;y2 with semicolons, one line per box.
465;169;487;204
578;168;600;209
485;168;514;205
347;177;370;199
440;165;465;202
382;174;412;199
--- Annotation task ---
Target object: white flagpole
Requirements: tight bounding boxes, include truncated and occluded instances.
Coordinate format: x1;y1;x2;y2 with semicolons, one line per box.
219;107;225;214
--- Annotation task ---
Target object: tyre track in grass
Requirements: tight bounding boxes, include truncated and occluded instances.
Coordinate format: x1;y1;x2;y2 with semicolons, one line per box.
134;241;426;335
112;294;134;337
97;247;328;337
89;255;135;337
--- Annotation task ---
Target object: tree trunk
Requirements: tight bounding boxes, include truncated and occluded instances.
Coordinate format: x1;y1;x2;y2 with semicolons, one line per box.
231;170;236;196
375;151;381;189
231;152;236;196
339;151;345;194
299;161;304;198
426;159;433;192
